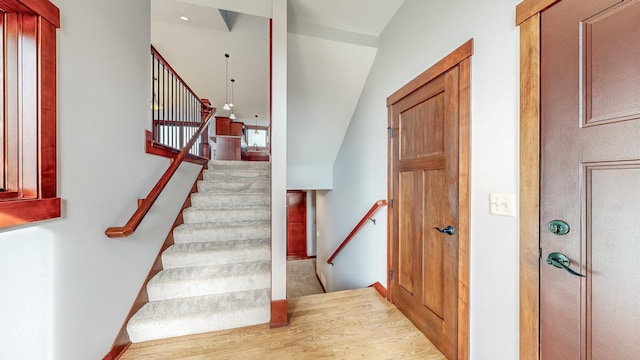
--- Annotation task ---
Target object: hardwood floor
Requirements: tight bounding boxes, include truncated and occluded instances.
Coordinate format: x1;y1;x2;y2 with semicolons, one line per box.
120;287;446;359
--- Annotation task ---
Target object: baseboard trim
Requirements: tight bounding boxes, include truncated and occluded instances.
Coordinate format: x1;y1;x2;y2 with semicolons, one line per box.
369;282;388;299
102;343;130;360
269;299;288;328
315;273;327;293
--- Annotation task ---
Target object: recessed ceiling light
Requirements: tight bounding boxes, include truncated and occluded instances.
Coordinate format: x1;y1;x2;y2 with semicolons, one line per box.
180;16;189;21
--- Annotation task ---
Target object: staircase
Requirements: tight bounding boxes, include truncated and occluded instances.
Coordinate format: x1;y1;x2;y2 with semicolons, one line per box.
126;160;272;343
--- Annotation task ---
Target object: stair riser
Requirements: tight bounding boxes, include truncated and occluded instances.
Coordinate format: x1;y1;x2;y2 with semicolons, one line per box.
197;181;270;193
127;288;270;343
128;161;273;343
183;208;270;224
162;247;270;268
147;273;271;301
127;305;270;343
173;225;270;243
203;170;270;180
209;160;270;171
191;194;270;208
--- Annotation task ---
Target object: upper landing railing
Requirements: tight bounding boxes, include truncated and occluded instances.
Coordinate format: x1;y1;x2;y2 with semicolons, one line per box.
104;46;215;238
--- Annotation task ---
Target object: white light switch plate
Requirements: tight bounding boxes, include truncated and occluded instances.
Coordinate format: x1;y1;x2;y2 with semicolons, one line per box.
490;193;515;216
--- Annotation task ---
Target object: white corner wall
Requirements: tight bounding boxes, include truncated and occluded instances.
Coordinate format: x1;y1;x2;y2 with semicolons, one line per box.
270;0;288;302
0;1;203;359
287;166;332;190
317;0;521;359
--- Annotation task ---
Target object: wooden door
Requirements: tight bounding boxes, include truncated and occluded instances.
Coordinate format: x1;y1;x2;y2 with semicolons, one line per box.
541;0;640;358
388;64;464;358
287;191;307;257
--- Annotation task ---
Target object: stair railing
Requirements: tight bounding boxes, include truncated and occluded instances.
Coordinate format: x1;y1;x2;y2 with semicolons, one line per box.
104;47;215;238
327;199;388;265
150;45;211;159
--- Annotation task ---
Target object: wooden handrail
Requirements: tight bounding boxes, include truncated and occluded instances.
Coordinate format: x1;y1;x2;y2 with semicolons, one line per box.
105;108;215;238
327;199;388;265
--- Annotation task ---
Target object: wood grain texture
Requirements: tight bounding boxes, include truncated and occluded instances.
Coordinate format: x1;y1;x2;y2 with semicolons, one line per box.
519;12;541;360
0;5;60;228
0;0;60;27
369;282;388;298
457;57;472;360
388;39;472;360
0;198;60;227
516;0;561;25
326;200;387;265
39;18;57;198
103;167;206;360
120;288;446;360
386;39;473;107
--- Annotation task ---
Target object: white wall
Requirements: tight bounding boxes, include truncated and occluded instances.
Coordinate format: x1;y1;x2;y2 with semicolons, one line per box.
286;33;377;189
150;13;270;124
0;1;203;359
270;0;288;302
317;0;520;359
287;166;332;190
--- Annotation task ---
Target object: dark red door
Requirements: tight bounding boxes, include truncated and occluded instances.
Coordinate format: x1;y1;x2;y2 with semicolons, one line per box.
287;191;306;258
541;0;640;357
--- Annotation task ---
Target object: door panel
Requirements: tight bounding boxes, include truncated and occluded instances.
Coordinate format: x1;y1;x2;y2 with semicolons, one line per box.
390;67;459;360
398;171;419;294
584;1;640;125
287;191;307;257
541;0;640;358
588;164;640;359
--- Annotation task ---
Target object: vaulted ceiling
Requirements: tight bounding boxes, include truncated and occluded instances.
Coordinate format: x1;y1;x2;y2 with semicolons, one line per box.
151;0;404;182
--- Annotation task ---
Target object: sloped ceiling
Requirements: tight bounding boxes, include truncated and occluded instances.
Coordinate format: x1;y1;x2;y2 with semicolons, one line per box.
150;0;404;187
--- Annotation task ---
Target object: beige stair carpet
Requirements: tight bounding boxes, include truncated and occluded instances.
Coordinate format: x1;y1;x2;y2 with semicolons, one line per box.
127;160;271;343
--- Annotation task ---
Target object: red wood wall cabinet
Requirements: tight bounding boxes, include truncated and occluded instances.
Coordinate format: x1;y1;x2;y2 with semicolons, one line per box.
213;117;244;160
286;191;307;257
0;0;61;228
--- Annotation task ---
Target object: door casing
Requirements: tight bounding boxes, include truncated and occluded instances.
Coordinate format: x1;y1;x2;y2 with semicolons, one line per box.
517;0;562;359
387;39;472;360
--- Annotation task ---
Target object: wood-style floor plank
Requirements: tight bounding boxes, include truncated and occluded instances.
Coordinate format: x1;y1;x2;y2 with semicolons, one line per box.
120;287;446;359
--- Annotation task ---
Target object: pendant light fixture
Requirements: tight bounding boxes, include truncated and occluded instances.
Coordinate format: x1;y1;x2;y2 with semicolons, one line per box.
254;115;259;134
223;54;231;111
229;79;236;119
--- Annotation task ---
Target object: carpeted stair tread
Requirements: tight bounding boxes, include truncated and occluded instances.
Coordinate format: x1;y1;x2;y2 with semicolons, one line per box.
203;169;270;180
147;261;271;301
197;179;270;193
209;160;270;170
127;160;272;343
173;221;270;243
191;192;270;208
183;207;270;224
162;238;271;268
127;289;270;343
